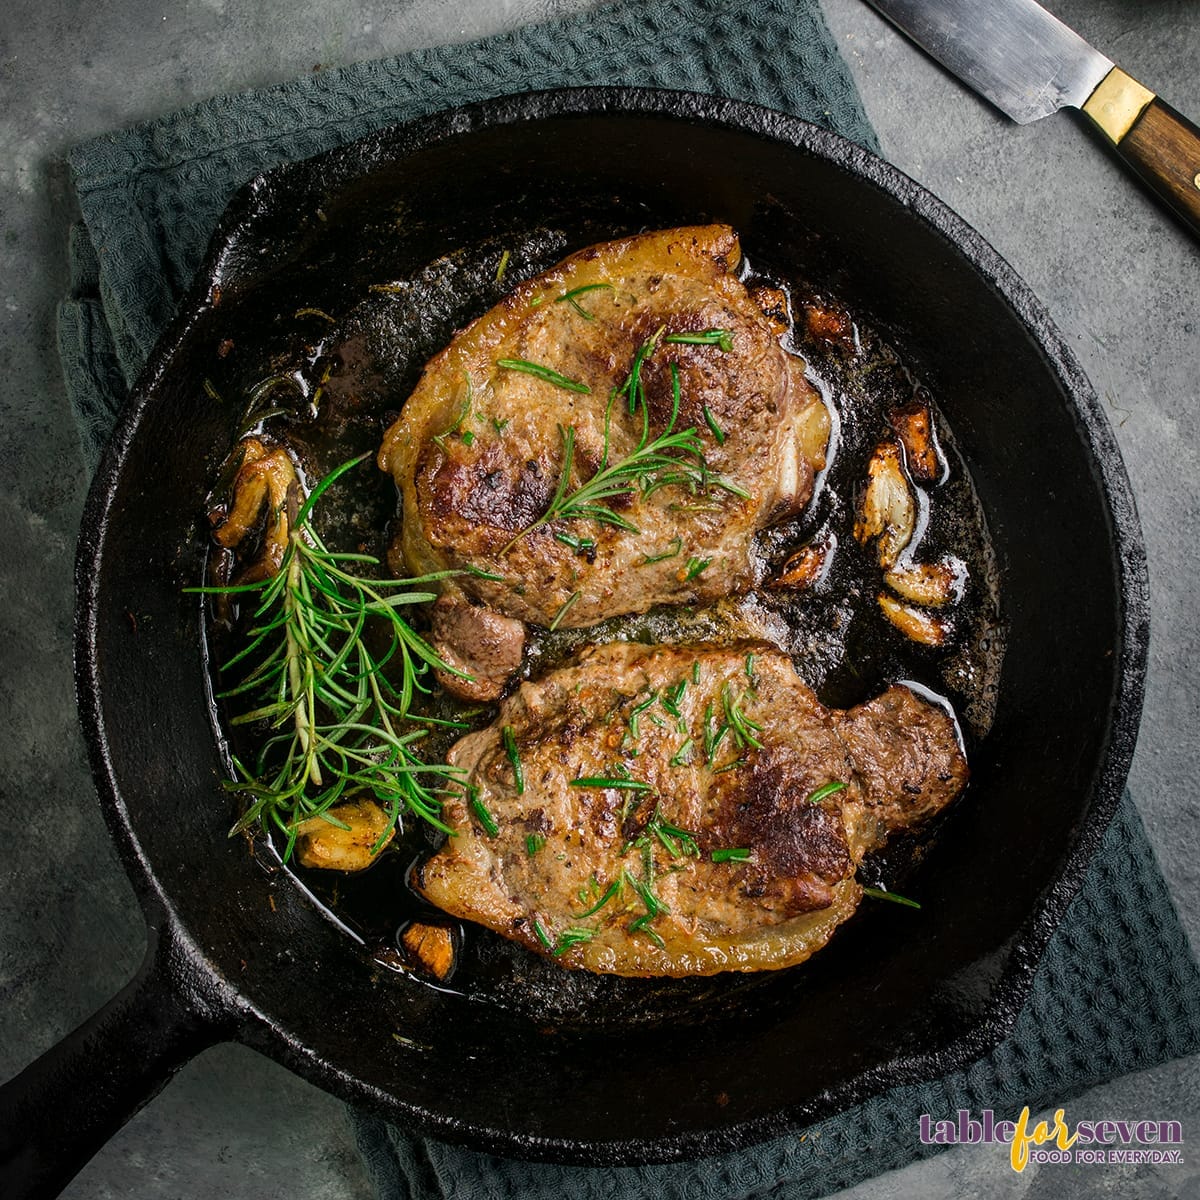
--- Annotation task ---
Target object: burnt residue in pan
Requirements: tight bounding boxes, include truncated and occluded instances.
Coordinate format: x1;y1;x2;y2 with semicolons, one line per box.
198;224;1004;1029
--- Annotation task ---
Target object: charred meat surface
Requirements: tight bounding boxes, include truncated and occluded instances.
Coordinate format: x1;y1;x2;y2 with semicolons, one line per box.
379;226;830;695
418;641;967;977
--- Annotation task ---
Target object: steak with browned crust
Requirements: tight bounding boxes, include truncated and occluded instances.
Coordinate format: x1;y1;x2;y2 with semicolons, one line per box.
378;226;830;698
418;641;967;977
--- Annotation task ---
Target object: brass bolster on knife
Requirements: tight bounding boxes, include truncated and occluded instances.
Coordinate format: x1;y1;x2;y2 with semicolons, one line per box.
1082;67;1156;144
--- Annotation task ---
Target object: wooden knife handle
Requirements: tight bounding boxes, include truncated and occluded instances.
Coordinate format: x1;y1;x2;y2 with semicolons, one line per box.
1083;67;1200;237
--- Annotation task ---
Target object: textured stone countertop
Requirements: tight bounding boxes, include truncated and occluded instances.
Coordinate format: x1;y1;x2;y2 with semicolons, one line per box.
0;1;1196;1196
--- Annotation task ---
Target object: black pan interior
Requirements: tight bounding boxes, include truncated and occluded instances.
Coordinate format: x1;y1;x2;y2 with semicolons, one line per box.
78;90;1147;1162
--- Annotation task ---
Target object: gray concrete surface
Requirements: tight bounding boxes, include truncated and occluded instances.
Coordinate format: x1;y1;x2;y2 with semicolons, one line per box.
0;0;1196;1196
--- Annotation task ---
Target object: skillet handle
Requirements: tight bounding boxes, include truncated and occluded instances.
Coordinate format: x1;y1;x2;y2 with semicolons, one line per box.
0;923;228;1199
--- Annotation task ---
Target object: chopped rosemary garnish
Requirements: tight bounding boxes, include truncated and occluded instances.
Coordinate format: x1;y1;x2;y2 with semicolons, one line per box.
502;725;525;794
692;661;701;684
573;878;621;919
661;679;688;718
722;682;764;751
807;780;846;804
571;776;652;791
745;652;756;679
553;927;596;955
623;867;669;946
683;556;711;582
862;886;921;910
628;692;657;739
702;702;727;763
532;918;553;949
185;455;465;857
712;757;746;775
712;847;751;863
645;807;699;858
638;536;683;566
495;249;510;282
663;328;735;352
294;307;336;323
669;738;694;767
497;358;591;393
492;417;510;433
553;531;596;556
555;282;614;320
549;591;580;631
469;788;499;837
525;833;545;856
460;430;475;447
702;404;727;445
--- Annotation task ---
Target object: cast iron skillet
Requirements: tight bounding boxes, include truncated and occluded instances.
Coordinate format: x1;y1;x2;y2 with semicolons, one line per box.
0;89;1148;1198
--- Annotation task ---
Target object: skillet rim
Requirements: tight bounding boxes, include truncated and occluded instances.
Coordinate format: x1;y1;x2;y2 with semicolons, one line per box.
73;85;1150;1163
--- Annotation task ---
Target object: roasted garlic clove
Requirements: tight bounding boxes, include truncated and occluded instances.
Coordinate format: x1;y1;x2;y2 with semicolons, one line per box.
294;799;395;871
209;437;299;581
400;922;457;981
889;398;943;485
878;591;950;646
802;299;856;350
883;558;964;608
769;534;835;591
854;442;915;571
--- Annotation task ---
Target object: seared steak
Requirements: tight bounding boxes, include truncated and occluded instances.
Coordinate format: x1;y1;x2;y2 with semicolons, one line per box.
419;642;967;977
379;226;830;697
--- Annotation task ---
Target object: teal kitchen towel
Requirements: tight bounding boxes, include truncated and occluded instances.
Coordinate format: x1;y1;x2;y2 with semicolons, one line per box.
57;1;1200;1197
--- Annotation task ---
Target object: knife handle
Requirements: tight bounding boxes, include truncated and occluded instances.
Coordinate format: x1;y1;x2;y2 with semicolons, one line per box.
1082;67;1200;237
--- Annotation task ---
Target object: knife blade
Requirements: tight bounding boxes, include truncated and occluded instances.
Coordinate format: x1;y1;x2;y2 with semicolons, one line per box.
864;0;1200;236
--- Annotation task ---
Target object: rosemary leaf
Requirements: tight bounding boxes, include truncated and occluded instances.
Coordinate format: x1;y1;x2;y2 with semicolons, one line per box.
861;886;921;910
497;358;591;393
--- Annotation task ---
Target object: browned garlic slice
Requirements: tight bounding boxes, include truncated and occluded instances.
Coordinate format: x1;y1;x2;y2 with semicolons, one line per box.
883;558;965;608
854;441;914;570
877;592;950;646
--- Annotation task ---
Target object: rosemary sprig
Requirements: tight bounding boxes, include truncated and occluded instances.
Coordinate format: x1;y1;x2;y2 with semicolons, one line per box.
663;328;734;352
573;878;621;919
504;329;737;550
548;590;580;630
187;454;466;858
638;536;683;566
702;404;726;445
